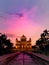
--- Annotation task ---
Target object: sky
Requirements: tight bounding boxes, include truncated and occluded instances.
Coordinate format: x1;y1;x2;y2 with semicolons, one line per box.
0;0;49;46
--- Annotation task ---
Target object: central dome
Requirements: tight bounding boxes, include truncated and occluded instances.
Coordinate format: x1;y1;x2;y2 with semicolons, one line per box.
21;35;26;41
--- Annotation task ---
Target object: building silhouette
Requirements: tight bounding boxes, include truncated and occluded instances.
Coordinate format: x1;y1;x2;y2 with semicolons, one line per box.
16;35;32;51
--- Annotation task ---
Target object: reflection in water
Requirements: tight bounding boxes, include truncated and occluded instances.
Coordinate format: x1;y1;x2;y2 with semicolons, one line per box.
1;53;37;65
7;53;36;65
0;53;48;65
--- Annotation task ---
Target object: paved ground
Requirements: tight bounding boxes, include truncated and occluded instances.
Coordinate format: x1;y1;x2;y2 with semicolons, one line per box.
0;52;49;65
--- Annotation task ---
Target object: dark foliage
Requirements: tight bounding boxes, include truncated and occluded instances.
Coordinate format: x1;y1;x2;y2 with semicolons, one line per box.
36;29;49;55
0;33;13;55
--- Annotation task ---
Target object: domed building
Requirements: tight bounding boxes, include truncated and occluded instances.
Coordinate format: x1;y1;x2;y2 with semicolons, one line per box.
16;35;32;51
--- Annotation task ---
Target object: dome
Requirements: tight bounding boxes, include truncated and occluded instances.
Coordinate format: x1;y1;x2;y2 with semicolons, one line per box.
21;35;26;41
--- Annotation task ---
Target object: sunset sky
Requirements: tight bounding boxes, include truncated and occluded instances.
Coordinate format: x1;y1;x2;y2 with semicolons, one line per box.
0;0;49;46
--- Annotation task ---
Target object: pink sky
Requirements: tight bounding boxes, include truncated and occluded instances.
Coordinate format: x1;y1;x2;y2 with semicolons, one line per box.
2;8;44;46
1;5;49;46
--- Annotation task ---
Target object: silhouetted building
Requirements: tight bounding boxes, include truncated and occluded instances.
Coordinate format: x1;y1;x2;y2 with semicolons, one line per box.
16;35;32;51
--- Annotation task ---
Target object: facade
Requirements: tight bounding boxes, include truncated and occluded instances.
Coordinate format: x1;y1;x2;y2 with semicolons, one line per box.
16;35;32;51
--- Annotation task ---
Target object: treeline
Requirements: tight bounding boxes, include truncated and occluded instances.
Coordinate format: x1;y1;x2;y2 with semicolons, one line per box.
0;33;16;55
32;29;49;55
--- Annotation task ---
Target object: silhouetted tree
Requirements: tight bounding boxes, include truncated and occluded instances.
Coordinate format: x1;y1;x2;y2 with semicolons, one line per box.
0;33;7;54
0;33;13;55
5;39;13;48
36;29;49;54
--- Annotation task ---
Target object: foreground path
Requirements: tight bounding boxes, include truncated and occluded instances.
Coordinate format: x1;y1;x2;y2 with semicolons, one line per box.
0;52;49;65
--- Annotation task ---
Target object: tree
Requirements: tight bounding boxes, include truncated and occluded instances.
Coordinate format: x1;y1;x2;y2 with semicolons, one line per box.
5;39;13;48
45;44;49;55
0;33;13;55
0;33;7;54
36;29;49;54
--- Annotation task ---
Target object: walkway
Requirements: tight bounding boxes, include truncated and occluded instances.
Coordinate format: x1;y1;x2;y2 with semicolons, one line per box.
0;52;49;65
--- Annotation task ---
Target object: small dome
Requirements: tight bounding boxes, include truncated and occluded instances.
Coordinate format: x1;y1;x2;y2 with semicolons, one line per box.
29;38;31;42
16;38;18;41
